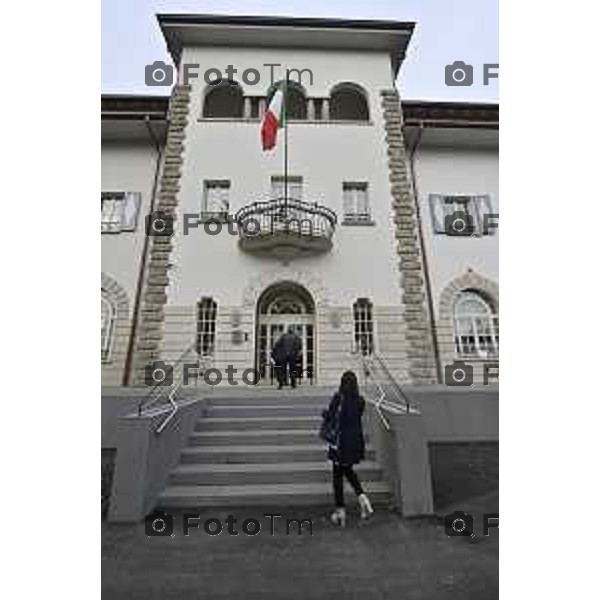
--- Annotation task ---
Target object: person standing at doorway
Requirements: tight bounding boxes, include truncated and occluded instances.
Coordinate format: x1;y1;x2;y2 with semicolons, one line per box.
324;370;374;526
272;326;302;389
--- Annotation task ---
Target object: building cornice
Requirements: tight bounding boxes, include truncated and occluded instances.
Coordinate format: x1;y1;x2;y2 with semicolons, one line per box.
402;100;499;129
156;14;415;76
101;94;499;129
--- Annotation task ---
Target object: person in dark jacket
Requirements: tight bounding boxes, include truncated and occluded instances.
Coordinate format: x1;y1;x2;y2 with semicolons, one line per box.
272;327;302;389
323;370;373;526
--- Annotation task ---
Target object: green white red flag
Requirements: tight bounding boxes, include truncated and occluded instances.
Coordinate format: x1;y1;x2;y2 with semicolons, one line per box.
261;86;286;151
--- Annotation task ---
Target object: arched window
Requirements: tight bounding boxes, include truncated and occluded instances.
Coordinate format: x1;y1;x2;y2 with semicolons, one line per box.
202;81;244;118
330;84;369;121
353;298;374;355
197;297;217;356
267;81;307;120
454;290;499;358
101;294;115;361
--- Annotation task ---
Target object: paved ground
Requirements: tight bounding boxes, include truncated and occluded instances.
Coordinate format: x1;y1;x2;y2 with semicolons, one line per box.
102;505;498;599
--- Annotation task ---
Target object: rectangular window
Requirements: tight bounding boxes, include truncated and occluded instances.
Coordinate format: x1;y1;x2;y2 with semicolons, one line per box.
343;182;371;224
353;298;374;355
101;192;141;233
428;194;496;236
196;298;217;356
271;176;303;200
202;180;230;220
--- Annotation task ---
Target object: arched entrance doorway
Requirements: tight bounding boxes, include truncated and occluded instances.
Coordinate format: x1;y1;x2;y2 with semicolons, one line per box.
255;282;315;384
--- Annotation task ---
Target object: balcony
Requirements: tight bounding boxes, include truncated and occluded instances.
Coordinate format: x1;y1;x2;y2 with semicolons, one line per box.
235;197;337;261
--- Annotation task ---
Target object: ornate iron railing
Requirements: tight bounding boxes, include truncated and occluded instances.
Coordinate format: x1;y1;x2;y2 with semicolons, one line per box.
235;197;337;251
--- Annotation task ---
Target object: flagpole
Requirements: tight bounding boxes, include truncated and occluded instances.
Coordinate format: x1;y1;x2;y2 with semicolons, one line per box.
283;76;289;212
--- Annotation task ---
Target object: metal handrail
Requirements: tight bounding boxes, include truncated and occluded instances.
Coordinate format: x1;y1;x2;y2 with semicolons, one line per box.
137;343;199;434
352;348;417;430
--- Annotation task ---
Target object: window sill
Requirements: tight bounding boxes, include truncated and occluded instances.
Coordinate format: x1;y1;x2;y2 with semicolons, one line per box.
342;219;375;227
435;231;494;238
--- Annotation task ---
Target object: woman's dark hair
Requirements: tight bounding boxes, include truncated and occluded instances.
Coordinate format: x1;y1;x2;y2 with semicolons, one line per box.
339;370;360;400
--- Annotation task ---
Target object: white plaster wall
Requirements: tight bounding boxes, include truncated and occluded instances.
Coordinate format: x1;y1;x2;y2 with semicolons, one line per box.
101;140;158;300
101;140;159;385
166;46;402;309
414;141;499;316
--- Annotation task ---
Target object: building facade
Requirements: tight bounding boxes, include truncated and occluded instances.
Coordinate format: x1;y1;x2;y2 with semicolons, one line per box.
101;15;499;389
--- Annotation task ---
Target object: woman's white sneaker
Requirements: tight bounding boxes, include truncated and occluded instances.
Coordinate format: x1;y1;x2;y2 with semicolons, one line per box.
358;494;374;519
330;507;347;527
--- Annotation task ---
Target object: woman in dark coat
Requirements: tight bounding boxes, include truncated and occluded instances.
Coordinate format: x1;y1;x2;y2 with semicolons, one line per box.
324;370;374;526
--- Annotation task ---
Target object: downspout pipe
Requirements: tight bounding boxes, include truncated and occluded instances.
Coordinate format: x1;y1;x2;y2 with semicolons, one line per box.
122;115;164;386
407;121;444;384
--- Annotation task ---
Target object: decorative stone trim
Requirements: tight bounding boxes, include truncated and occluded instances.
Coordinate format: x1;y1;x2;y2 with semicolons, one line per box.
438;270;499;322
131;85;192;384
381;89;437;384
240;268;331;311
101;272;130;316
101;273;130;378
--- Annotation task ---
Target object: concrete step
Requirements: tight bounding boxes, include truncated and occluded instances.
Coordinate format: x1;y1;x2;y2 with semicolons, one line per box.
208;394;330;407
207;404;324;418
180;444;376;464
206;385;337;399
158;480;390;508
188;429;320;446
169;461;384;485
196;416;321;432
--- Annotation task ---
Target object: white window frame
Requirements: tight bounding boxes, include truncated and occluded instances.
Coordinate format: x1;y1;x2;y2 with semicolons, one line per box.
343;182;371;224
197;297;218;357
453;291;499;359
428;194;495;236
353;298;375;355
270;176;303;201
202;180;231;220
101;295;115;362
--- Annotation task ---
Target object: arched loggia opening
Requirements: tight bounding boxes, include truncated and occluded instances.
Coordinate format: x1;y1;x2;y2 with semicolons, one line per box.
329;83;370;121
202;80;244;118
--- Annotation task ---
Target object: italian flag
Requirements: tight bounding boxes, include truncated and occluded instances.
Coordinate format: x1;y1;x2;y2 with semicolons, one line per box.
261;86;286;151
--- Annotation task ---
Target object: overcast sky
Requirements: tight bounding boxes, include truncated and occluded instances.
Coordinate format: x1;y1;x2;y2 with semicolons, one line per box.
102;0;498;102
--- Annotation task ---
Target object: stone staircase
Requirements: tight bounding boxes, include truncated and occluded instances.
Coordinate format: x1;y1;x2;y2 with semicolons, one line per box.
157;386;390;508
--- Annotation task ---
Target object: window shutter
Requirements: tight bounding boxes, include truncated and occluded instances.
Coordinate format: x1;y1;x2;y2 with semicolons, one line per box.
343;186;354;216
121;192;141;231
356;187;369;216
428;194;446;233
466;196;482;235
